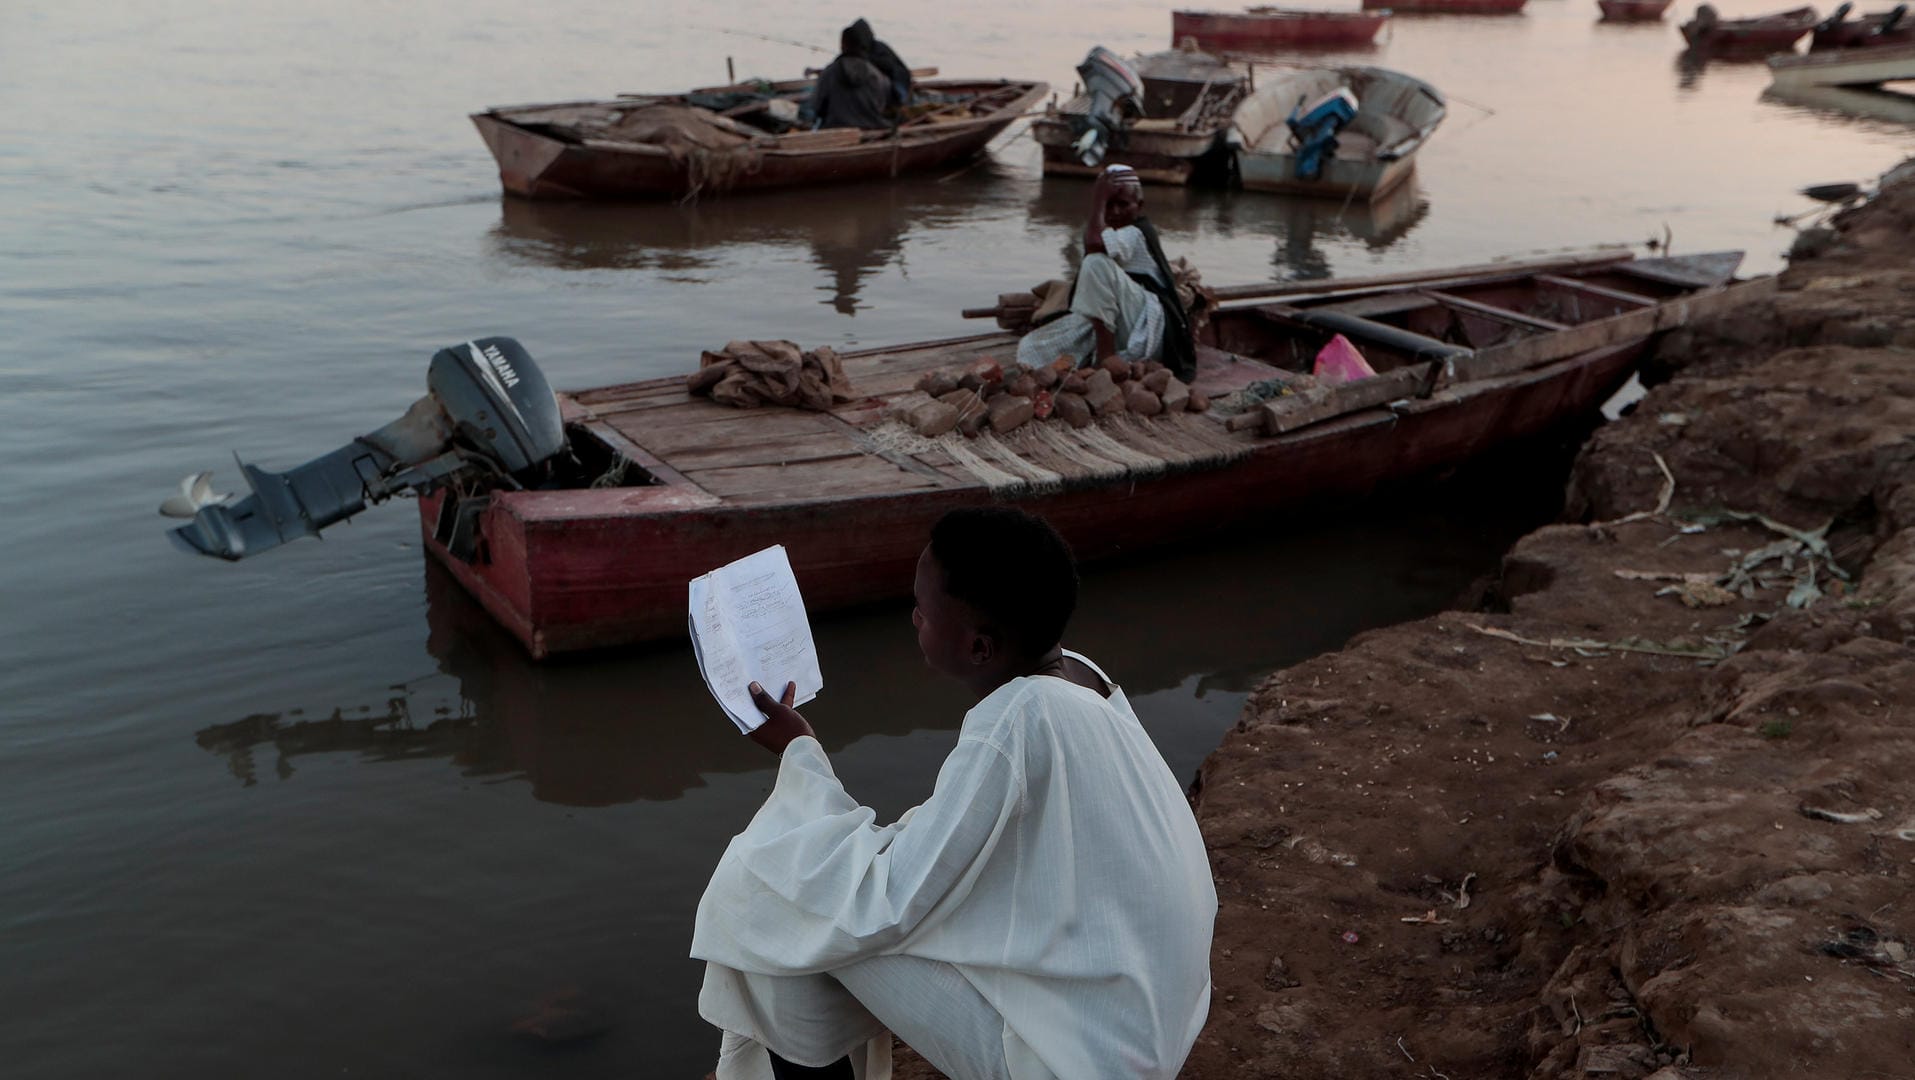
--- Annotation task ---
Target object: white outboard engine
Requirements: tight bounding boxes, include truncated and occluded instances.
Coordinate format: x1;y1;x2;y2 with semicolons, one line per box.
162;336;565;560
1071;46;1145;167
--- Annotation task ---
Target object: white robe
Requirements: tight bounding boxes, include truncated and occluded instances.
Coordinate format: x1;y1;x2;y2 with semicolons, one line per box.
691;651;1216;1080
1014;227;1168;370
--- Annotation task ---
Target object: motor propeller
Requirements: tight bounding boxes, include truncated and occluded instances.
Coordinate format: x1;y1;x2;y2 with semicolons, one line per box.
162;336;565;561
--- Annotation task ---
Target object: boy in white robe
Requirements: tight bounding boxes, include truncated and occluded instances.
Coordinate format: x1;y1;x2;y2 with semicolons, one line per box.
691;508;1217;1080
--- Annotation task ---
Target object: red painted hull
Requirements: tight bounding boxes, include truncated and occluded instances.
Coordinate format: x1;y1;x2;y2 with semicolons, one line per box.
1598;0;1674;21
1171;9;1390;48
1363;0;1525;12
420;347;1643;657
1680;6;1819;50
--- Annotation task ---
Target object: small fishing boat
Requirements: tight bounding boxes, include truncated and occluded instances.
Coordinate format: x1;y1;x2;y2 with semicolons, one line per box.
1230;66;1446;200
1680;4;1821;52
1597;0;1676;21
472;77;1046;200
1361;0;1526;13
411;251;1755;656
1762;78;1915;119
1170;8;1391;49
1032;47;1249;184
1811;2;1914;47
1769;39;1915;83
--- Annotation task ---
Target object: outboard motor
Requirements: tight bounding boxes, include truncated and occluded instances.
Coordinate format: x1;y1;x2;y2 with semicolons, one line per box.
1286;87;1359;182
162;336;564;561
1070;46;1145;167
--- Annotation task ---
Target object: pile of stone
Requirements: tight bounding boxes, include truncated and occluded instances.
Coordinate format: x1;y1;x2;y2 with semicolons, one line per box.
685;340;854;411
888;355;1211;439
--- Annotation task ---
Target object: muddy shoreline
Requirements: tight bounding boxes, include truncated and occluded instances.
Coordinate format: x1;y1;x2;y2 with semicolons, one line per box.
1182;162;1915;1079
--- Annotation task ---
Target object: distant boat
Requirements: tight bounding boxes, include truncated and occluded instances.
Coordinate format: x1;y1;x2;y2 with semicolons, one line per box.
1171;8;1391;49
1769;39;1915;83
1680;4;1821;53
1362;0;1525;13
1597;0;1675;21
472;77;1045;200
1762;78;1915;119
1231;66;1445;200
1811;2;1914;48
1033;48;1250;185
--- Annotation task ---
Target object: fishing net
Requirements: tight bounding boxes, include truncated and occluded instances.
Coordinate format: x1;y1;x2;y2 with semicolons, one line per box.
604;104;763;195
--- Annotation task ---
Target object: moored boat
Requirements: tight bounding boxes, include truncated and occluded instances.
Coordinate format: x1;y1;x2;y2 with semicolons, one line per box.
1761;78;1915;118
1597;0;1676;21
1032;47;1249;184
1362;0;1526;13
1811;2;1914;47
473;77;1046;200
1230;65;1446;199
407;250;1759;657
1768;39;1915;83
1680;4;1820;53
1171;8;1391;49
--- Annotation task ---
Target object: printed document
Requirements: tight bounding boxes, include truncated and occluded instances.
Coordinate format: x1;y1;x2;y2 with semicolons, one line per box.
687;545;823;733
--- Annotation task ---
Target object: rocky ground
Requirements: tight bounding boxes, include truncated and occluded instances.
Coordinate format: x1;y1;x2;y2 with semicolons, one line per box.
1180;165;1915;1079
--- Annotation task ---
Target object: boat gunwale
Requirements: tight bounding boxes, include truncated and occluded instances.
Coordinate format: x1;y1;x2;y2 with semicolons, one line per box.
493;263;1766;526
476;79;1047;161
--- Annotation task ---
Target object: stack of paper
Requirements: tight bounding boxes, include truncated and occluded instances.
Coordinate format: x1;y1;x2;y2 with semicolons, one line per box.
687;545;824;733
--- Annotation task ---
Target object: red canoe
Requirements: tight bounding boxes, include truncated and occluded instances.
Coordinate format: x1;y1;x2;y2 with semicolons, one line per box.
1363;0;1526;12
1598;0;1675;21
1680;5;1820;51
413;251;1760;658
1171;8;1390;49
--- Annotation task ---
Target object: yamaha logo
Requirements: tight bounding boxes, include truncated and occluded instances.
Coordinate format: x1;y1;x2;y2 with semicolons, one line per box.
481;343;522;389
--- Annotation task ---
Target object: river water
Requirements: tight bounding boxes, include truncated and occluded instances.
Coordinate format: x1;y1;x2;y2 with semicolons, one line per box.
3;0;1908;1075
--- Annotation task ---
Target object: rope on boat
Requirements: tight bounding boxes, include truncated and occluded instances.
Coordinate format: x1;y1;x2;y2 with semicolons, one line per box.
975;433;1065;493
939;437;1030;493
1071;425;1171;478
858;413;1246;494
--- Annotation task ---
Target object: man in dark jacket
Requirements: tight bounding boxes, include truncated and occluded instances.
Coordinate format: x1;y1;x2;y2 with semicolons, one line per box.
801;19;911;130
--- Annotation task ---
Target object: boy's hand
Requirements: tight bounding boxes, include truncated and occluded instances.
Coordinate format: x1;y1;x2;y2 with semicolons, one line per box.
746;681;815;755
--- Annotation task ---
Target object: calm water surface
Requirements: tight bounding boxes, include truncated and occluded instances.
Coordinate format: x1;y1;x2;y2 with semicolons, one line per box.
3;0;1909;1074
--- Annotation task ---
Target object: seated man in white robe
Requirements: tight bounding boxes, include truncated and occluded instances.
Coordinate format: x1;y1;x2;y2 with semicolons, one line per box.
1014;164;1197;383
691;507;1217;1080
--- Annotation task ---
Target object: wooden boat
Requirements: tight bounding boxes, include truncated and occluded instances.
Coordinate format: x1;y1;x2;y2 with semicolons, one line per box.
1762;78;1915;119
1362;0;1525;13
472;78;1046;200
1230;66;1445;200
1811;3;1914;47
1680;5;1820;52
1032;49;1249;185
1769;39;1915;83
413;250;1768;658
1171;8;1391;49
1597;0;1676;21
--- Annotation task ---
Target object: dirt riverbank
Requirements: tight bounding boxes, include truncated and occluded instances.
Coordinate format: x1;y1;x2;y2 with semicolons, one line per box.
1180;164;1915;1079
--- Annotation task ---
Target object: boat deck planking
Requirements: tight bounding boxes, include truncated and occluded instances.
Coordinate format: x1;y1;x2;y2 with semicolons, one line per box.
562;336;1294;511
